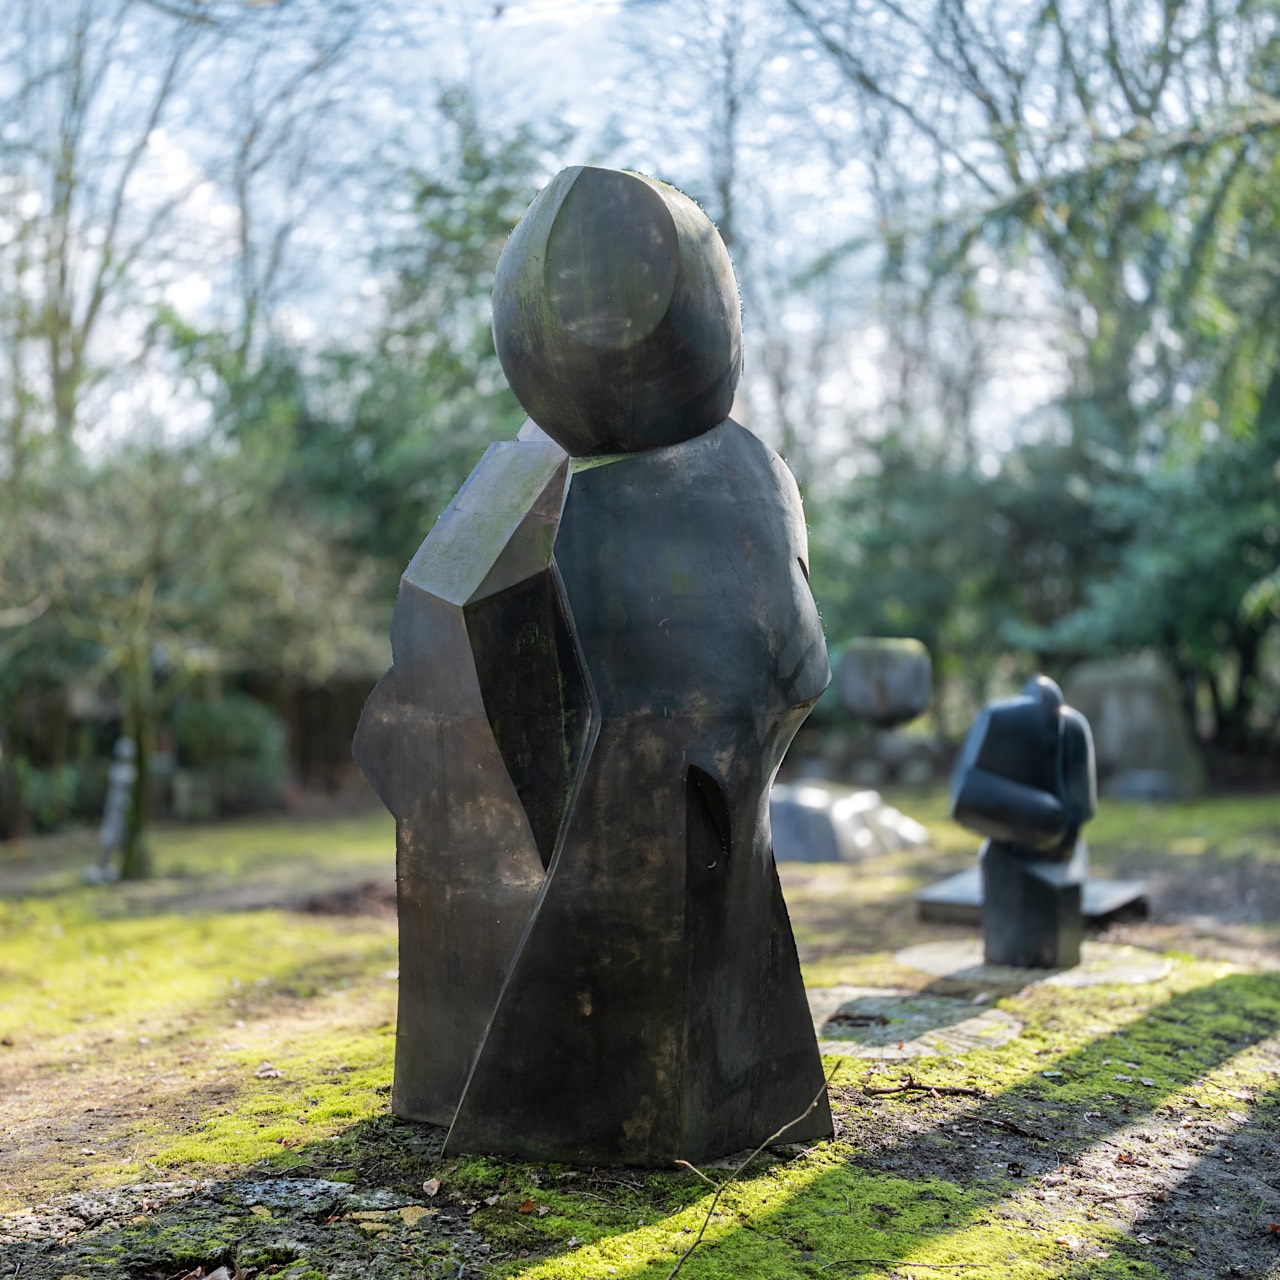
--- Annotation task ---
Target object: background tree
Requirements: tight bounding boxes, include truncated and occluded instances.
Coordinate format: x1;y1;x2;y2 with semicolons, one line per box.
784;0;1280;751
197;91;569;590
38;436;383;877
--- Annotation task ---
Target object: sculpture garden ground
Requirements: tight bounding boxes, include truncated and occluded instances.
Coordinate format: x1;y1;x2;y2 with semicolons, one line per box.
1;791;1277;1279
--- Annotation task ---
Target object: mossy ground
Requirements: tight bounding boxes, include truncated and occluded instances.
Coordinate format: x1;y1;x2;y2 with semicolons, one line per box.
2;793;1279;1279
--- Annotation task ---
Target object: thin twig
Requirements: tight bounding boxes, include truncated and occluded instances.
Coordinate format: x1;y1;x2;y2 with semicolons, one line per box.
977;1115;1047;1142
862;1072;986;1098
666;1069;837;1280
675;1162;719;1191
589;1173;647;1192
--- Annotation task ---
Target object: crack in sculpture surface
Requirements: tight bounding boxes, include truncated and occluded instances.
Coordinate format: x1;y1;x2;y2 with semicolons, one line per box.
354;165;833;1165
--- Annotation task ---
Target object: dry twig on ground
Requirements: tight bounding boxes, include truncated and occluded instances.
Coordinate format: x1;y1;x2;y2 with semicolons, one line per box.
667;1070;839;1280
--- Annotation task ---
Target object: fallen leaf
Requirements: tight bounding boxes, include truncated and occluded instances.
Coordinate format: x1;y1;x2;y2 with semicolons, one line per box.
423;1177;441;1196
537;1204;551;1216
484;1194;500;1207
518;1198;537;1214
1139;1078;1156;1087
567;1235;579;1247
1113;1074;1133;1083
1054;1235;1081;1250
254;1063;284;1079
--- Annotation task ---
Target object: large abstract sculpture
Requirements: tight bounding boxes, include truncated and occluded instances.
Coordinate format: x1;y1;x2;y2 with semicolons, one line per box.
354;166;833;1165
950;675;1097;968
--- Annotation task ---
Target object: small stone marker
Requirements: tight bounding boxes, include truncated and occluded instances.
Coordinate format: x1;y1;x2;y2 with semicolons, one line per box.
86;737;135;883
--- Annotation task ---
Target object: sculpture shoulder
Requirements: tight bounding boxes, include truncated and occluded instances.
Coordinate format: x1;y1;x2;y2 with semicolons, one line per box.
400;438;569;608
563;418;802;502
716;418;805;505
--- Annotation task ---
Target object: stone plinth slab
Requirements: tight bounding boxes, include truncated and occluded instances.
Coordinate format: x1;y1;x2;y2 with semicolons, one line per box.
917;866;1148;925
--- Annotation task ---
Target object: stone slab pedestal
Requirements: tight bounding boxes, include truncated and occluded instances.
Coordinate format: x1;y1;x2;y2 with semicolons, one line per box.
917;865;1148;928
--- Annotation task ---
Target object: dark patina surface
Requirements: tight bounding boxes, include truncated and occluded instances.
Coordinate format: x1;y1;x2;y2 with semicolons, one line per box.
355;166;832;1165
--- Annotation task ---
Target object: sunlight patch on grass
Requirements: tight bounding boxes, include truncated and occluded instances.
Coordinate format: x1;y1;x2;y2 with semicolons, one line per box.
0;888;398;1208
148;1022;396;1174
0;898;396;1044
151;811;395;883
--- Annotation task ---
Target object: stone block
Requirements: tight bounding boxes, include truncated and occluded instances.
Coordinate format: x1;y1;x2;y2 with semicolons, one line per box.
837;638;931;726
981;839;1087;968
1064;652;1205;798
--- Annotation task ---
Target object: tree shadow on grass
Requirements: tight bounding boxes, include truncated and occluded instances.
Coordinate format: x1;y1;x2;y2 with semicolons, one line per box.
1051;1072;1280;1280
479;971;1280;1279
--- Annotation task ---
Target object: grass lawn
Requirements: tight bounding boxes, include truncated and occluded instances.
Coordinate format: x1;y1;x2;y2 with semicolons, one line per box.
1;792;1278;1279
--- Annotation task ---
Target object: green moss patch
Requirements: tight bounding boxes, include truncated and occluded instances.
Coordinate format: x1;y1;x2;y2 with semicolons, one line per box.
4;801;1280;1279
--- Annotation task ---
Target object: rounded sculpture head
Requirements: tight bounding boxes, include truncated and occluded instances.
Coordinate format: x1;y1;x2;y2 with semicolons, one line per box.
492;166;742;457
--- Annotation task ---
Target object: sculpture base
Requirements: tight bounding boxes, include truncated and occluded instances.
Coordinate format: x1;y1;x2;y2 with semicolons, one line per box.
981;840;1087;969
916;866;1148;928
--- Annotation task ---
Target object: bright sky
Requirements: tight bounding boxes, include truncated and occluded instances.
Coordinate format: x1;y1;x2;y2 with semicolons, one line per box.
3;0;1066;465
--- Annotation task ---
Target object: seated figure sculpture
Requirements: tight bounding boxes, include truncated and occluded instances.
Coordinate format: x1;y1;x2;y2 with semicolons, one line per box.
950;675;1097;968
354;165;833;1165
